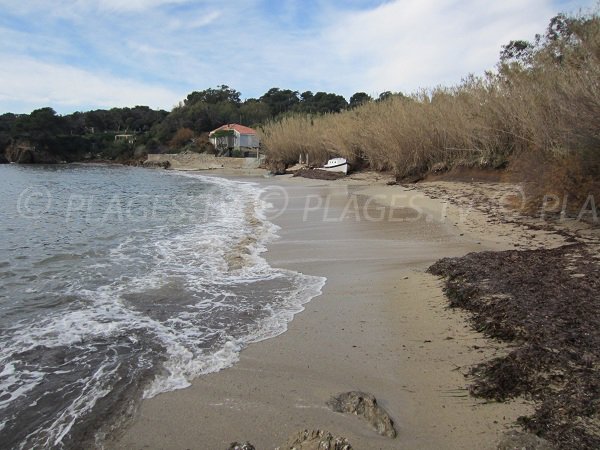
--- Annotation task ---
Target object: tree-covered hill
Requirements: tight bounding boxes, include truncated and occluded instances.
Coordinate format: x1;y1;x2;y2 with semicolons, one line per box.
0;86;369;163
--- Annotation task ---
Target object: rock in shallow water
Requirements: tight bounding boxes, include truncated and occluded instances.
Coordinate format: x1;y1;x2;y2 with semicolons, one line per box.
326;391;397;438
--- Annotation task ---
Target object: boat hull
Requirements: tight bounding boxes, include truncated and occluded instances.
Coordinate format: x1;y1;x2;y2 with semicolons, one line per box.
321;163;349;174
321;158;349;174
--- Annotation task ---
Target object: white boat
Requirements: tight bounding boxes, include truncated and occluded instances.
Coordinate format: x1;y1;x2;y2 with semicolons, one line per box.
321;157;350;174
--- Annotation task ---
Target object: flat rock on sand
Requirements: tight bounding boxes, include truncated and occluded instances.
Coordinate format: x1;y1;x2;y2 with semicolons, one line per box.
229;429;352;450
277;429;352;450
327;391;396;438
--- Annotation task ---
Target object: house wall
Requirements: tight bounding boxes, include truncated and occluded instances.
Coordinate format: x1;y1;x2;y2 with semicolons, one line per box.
209;133;259;149
239;133;259;148
209;135;235;148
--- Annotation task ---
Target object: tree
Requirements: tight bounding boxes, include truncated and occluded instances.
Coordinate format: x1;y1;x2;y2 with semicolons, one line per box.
240;99;271;126
123;106;168;132
64;111;86;135
84;109;112;132
260;88;300;116
300;91;314;102
0;113;17;151
14;107;67;142
377;91;393;102
294;91;348;114
349;92;372;108
310;92;348;113
185;85;241;106
169;127;195;148
499;40;534;66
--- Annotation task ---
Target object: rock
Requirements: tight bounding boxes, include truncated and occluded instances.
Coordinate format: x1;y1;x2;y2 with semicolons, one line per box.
12;147;33;163
121;159;144;167
497;431;555;449
265;160;287;175
0;153;9;164
142;160;171;169
5;141;62;164
326;391;396;438
227;441;255;450
278;429;352;450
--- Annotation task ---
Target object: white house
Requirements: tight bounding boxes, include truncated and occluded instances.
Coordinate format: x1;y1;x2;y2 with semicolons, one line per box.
208;124;260;155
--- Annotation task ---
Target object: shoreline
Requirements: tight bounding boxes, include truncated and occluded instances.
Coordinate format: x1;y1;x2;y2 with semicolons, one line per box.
109;169;598;448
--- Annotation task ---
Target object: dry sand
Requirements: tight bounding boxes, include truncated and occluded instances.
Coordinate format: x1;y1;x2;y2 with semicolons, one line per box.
109;173;569;449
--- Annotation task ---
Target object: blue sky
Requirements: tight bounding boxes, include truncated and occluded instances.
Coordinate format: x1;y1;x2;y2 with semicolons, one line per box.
0;0;596;114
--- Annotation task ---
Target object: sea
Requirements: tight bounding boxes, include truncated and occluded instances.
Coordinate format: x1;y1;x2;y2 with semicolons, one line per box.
0;164;325;449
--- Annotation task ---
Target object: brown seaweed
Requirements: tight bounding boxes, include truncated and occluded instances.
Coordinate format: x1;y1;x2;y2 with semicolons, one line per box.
428;244;600;449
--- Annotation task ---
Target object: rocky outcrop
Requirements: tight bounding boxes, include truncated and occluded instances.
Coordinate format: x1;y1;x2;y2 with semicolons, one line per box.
6;146;33;163
327;391;396;438
4;141;62;164
142;160;171;169
278;429;352;450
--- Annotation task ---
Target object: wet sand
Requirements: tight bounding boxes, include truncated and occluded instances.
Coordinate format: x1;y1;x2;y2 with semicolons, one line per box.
110;175;549;449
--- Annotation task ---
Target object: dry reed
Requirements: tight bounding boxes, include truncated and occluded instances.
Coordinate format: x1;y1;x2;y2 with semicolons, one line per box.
259;11;599;207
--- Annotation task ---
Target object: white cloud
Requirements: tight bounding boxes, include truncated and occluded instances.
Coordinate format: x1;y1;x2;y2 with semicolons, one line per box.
0;56;183;113
317;0;560;95
0;0;194;19
127;41;186;57
166;0;586;98
0;0;595;113
81;0;191;13
184;11;221;28
172;10;222;29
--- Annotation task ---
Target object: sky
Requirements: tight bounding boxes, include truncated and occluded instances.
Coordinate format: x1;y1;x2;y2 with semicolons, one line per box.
0;0;596;114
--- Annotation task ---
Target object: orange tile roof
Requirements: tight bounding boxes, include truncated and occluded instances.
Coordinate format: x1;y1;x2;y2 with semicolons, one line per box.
209;123;257;135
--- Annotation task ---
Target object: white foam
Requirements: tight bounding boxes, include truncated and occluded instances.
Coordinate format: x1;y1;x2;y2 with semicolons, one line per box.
0;172;326;447
138;174;327;397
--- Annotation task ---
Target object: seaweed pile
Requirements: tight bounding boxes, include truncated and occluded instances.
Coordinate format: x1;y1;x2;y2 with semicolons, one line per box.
428;244;600;449
293;168;346;180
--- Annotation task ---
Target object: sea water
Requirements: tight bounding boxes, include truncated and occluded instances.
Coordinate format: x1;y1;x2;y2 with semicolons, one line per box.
0;164;325;448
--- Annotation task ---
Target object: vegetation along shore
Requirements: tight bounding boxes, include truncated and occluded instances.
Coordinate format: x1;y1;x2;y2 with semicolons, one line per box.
2;9;599;449
1;12;598;215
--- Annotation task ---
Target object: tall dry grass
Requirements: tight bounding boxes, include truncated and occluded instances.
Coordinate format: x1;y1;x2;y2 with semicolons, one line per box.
260;79;535;178
259;11;599;208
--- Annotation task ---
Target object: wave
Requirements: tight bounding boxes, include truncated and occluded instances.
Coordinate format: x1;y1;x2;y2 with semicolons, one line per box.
0;171;325;448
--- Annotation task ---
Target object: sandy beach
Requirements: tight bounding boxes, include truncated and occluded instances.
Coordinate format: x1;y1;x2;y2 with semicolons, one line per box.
109;172;572;449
